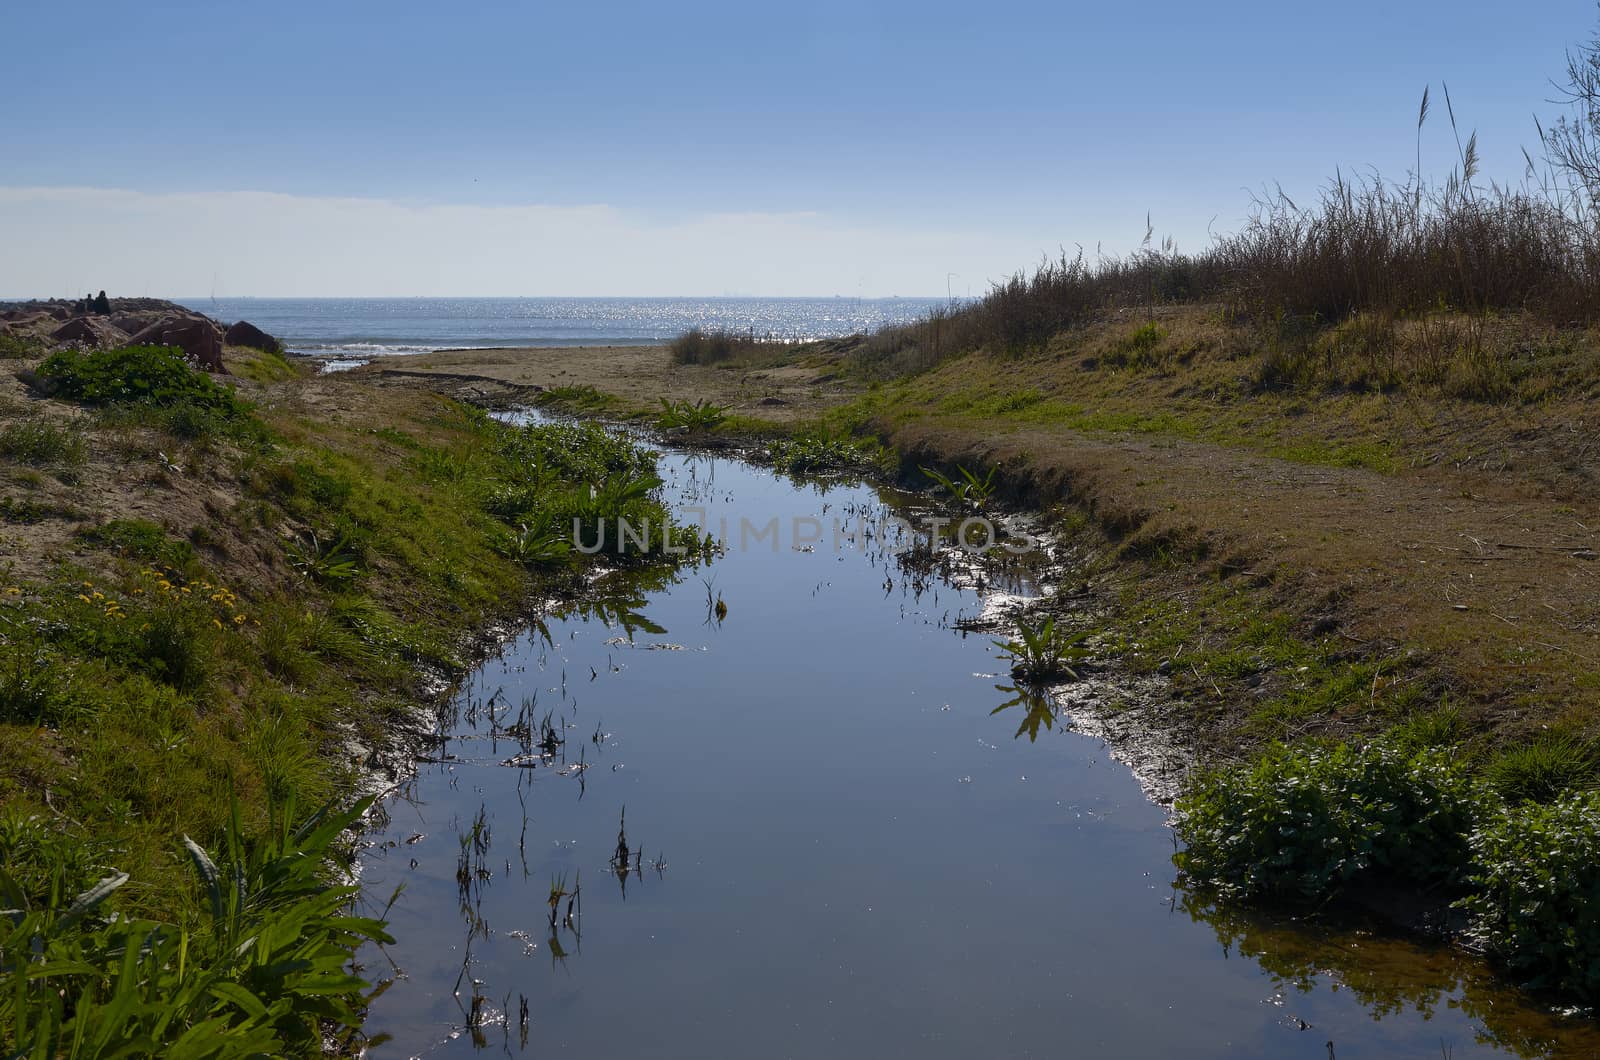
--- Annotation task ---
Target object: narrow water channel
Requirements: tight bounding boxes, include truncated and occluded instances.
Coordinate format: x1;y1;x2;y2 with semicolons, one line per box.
357;422;1598;1059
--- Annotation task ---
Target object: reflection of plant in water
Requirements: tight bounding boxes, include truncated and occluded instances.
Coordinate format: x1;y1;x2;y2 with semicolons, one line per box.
1179;890;1579;1060
990;685;1059;742
608;806;664;899
701;577;727;626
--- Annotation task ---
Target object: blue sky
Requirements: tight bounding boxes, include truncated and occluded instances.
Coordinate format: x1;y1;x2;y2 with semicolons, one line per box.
2;0;1593;295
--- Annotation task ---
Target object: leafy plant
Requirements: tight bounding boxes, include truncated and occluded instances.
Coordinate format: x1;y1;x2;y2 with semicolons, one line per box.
921;463;997;509
500;518;572;567
284;528;363;585
656;398;729;432
1462;790;1600;1002
992;616;1092;683
0;797;393;1056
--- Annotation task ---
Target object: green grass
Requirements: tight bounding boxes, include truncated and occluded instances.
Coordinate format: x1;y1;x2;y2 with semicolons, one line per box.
0;419;87;470
1483;732;1600;804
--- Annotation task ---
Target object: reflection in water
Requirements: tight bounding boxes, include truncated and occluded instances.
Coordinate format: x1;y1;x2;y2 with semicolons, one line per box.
991;685;1060;742
1180;893;1600;1059
357;433;1599;1059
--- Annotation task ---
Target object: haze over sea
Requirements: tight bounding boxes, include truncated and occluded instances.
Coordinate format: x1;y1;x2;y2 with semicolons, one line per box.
181;296;947;359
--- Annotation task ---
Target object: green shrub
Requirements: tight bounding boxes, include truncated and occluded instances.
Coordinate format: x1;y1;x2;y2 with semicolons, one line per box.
40;345;241;412
1462;791;1600;1002
38;345;266;445
1173;740;1478;902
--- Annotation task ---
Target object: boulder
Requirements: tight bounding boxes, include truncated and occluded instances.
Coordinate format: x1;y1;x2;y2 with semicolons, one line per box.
51;316;130;347
224;320;283;354
110;311;159;335
129;316;227;373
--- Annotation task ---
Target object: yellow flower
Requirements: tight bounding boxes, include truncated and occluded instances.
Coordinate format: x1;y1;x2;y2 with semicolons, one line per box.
233;614;247;625
5;587;20;595
157;580;172;591
213;618;223;629
81;581;93;588
76;594;92;604
92;591;104;600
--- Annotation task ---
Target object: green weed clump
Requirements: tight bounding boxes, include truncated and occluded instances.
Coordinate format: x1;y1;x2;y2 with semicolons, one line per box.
1173;740;1478;902
1483;732;1600;804
766;432;881;476
656;398;729;432
0;798;391;1056
1463;791;1600;1003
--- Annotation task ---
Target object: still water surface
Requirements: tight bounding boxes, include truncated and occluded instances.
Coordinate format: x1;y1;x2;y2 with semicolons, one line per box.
358;430;1598;1059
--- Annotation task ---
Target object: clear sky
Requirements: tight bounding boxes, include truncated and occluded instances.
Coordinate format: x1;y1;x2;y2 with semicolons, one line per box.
1;0;1592;297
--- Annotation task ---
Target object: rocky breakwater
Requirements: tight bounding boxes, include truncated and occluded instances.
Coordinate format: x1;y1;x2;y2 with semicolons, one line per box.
0;295;283;374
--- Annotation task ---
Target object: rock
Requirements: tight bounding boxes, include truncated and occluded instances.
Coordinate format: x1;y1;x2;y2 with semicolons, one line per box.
50;316;130;347
129;316;227;373
224;320;283;354
110;311;158;335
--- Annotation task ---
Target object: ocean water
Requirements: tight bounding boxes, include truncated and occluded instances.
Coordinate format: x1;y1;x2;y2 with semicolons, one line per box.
181;297;946;358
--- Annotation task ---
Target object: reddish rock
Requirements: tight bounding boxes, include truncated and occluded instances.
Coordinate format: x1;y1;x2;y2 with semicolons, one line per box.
51;316;130;347
110;311;158;334
223;320;283;354
129;316;227;373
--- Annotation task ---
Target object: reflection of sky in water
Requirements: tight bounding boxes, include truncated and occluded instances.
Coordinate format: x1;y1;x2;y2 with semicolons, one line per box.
357;444;1596;1059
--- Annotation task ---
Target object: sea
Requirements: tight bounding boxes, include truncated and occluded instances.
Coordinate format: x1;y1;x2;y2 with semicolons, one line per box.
180;297;946;367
